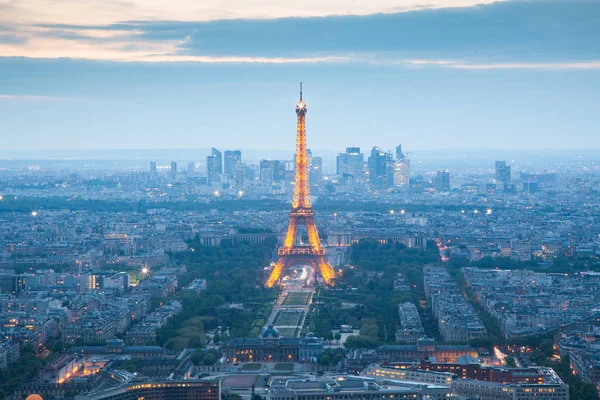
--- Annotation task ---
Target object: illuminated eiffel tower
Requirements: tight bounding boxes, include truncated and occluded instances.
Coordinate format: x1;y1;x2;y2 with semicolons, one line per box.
265;84;336;287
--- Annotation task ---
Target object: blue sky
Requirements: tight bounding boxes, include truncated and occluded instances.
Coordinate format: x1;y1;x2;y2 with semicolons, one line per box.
1;0;599;152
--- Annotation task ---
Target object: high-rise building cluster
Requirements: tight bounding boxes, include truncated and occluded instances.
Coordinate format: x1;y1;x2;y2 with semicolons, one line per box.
335;144;411;191
146;142;416;195
146;149;561;198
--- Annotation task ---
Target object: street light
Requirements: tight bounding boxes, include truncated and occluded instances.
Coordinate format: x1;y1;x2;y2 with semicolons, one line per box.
141;266;150;275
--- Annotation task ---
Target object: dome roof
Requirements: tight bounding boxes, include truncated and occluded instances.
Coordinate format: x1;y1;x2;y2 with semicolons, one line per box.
261;325;280;338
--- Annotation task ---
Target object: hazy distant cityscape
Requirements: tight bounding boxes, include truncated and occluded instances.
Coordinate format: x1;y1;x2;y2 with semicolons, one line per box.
1;131;600;400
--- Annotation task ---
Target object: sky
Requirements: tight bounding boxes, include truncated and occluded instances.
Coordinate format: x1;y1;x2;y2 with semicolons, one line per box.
1;0;599;153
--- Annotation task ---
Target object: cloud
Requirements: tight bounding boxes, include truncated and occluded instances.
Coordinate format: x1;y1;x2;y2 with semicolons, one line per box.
0;94;68;101
2;0;510;26
404;59;600;70
1;0;599;66
0;34;343;63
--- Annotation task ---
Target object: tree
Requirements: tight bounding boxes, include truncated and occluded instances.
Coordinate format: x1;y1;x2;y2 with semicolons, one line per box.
319;354;331;366
190;350;205;365
203;352;217;365
120;359;143;372
505;356;516;367
164;339;177;351
344;335;381;349
222;394;242;400
188;335;204;348
359;319;379;338
334;332;342;343
213;333;221;344
539;339;554;358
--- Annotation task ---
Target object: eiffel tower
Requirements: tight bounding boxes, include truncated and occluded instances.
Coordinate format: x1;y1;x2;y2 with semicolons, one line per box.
265;84;336;287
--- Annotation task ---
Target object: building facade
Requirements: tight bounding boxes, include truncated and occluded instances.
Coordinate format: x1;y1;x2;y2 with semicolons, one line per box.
393;144;410;187
224;150;242;177
220;326;324;363
74;381;221;400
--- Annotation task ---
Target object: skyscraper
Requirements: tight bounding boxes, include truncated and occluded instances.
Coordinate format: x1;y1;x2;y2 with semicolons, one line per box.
187;161;195;176
495;161;511;186
149;160;157;175
336;147;364;179
260;160;286;185
206;155;218;184
310;156;323;185
305;149;322;186
368;146;394;190
211;148;223;175
224;150;242;177
435;170;451;192
393;144;410;187
234;165;245;192
170;161;177;179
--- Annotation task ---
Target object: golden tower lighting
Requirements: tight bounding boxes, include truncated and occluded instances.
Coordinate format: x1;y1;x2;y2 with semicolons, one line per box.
265;83;336;287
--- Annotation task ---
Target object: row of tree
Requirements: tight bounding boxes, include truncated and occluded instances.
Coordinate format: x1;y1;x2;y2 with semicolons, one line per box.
155;240;279;350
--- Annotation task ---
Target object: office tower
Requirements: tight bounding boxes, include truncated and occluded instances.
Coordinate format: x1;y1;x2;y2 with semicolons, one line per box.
495;161;511;186
310;156;323;185
235;165;245;191
435;170;451;192
259;160;273;185
336;147;364;179
211;148;223;175
224;150;242;177
393;144;410;186
244;164;256;182
206;155;218;184
170;161;177;179
149;160;157;175
305;149;322;185
260;160;286;185
284;161;296;187
187;161;195;176
368;146;394;190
